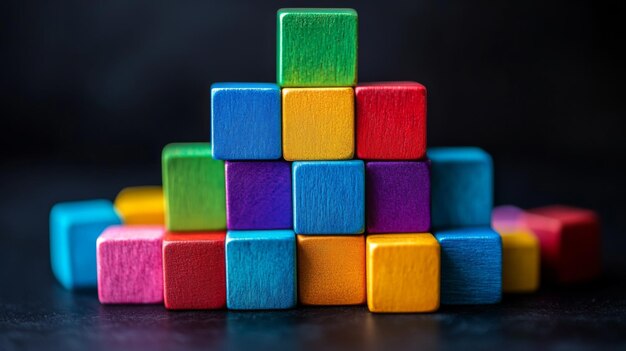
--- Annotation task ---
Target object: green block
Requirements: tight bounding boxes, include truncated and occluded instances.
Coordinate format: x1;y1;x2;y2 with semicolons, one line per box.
162;143;226;231
277;8;358;87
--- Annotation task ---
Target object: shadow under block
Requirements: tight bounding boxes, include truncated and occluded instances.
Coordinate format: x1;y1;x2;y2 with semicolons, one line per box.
282;88;354;161
366;234;440;313
162;143;226;231
292;161;365;235
114;186;164;225
211;83;281;160
50;199;121;290
366;161;430;233
277;8;357;87
297;235;365;305
435;228;502;305
225;230;297;310
356;82;427;160
523;205;601;284
163;232;226;310
499;230;540;293
428;147;493;229
225;161;292;230
97;225;164;304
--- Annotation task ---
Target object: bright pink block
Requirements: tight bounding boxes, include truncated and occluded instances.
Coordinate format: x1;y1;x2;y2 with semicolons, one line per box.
97;225;164;304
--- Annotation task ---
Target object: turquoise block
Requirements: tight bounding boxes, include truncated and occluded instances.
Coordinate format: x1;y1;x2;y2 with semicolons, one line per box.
428;147;493;229
292;161;365;234
50;199;121;290
225;230;297;310
435;227;502;304
211;82;282;160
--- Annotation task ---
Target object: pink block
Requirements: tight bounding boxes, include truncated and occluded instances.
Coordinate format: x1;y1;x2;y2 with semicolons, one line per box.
492;205;525;232
97;225;164;304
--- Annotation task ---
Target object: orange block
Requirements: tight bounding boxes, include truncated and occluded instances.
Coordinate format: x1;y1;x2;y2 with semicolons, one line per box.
297;235;366;305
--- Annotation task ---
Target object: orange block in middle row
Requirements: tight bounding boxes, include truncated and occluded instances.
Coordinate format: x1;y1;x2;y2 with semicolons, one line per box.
297;235;366;305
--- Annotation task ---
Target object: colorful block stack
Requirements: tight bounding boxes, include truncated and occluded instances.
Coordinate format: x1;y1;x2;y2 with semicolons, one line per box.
49;8;602;313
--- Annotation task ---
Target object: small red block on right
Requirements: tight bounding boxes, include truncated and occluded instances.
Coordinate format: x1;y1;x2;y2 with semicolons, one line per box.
523;205;601;284
356;82;427;160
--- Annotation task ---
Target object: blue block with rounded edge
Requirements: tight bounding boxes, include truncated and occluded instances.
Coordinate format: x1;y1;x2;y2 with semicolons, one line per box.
50;199;121;290
428;147;493;229
292;161;365;234
211;82;282;160
226;230;297;310
435;227;502;304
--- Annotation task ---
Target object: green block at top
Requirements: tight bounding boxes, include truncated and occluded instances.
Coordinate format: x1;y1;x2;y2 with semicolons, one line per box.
277;8;358;87
162;143;226;231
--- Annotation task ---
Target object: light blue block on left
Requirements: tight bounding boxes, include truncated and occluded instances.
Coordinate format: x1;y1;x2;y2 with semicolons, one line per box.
435;227;502;305
50;199;121;290
211;82;282;160
225;230;297;310
428;147;493;229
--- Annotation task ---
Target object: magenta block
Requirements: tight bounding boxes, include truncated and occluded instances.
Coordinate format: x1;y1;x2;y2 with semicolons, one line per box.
96;225;164;304
225;161;292;230
366;161;430;233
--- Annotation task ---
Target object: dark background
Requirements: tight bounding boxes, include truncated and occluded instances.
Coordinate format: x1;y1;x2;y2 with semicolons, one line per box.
1;1;625;350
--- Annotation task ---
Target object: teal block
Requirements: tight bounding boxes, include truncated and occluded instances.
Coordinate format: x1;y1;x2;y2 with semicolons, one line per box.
428;147;493;229
50;199;121;290
225;230;297;310
292;161;365;235
435;227;502;304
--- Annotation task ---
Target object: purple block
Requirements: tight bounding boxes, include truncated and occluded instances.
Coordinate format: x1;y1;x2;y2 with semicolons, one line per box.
225;161;292;230
366;161;430;233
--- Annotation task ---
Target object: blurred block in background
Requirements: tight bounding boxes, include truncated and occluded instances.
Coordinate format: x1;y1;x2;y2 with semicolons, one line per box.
50;199;121;290
114;186;164;225
499;229;540;293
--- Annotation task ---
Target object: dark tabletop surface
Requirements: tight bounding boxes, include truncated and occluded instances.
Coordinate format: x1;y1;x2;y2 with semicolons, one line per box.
1;159;625;351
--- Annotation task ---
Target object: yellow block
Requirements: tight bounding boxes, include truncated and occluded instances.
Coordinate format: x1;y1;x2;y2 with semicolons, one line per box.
114;186;165;225
366;233;440;313
297;235;366;305
500;230;540;293
282;88;354;161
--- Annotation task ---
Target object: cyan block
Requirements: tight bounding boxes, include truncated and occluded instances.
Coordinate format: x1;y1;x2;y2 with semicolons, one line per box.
428;147;493;229
50;199;121;290
292;161;365;234
435;227;502;304
225;230;297;309
211;82;282;160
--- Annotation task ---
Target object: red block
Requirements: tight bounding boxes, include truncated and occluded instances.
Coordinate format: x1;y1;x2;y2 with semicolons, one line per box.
523;205;601;284
163;232;226;310
356;82;427;160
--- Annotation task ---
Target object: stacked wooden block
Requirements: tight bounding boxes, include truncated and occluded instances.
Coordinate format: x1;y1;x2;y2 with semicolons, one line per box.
49;8;602;313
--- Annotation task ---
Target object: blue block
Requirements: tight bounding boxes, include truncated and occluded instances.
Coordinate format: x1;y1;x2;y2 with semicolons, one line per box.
225;230;297;309
50;199;121;290
428;147;493;229
435;227;502;304
292;161;365;234
211;82;282;160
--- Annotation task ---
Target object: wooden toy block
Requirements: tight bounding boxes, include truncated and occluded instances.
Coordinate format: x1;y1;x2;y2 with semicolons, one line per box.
162;231;226;310
499;229;540;293
523;205;601;284
211;83;282;160
435;227;502;304
492;205;525;232
114;186;164;225
292;161;364;234
162;143;226;231
297;235;365;306
428;147;493;229
356;82;427;160
282;88;354;161
366;233;440;313
225;161;292;230
50;199;121;290
366;161;430;233
225;230;296;310
277;8;358;87
97;225;164;304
